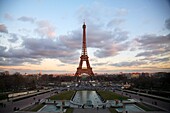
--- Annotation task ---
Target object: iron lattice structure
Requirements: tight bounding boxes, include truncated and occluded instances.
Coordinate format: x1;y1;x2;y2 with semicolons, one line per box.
75;23;94;77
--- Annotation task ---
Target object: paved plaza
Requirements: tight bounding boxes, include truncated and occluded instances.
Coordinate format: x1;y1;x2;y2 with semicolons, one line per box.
72;108;168;113
116;90;170;112
73;108;110;113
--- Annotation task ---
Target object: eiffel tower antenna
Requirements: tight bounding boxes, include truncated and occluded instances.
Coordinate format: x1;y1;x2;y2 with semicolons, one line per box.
83;19;85;24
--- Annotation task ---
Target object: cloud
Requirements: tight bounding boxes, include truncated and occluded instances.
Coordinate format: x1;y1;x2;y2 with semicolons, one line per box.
142;57;170;64
136;34;170;45
35;20;56;38
0;7;129;66
165;18;170;30
0;17;77;66
59;56;78;64
17;16;56;38
77;5;102;24
0;24;8;33
107;18;125;27
60;24;129;58
18;16;35;23
22;37;78;58
4;13;14;21
0;22;129;65
135;34;170;57
90;27;129;58
90;58;98;62
8;33;19;42
110;61;147;67
0;57;41;66
0;45;7;52
94;43;127;58
59;30;81;50
0;46;31;66
151;57;169;62
116;8;128;16
76;5;129;58
112;28;129;42
0;36;80;66
92;62;108;66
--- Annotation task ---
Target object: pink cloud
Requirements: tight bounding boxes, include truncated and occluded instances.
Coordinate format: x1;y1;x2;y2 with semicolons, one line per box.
35;20;56;38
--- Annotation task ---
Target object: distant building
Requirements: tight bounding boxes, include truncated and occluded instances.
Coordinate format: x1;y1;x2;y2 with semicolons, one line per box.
131;73;140;78
123;82;131;89
141;72;150;77
0;71;9;75
4;71;9;75
125;73;131;79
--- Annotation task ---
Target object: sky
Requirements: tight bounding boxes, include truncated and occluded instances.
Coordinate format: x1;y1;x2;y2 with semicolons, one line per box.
0;0;170;74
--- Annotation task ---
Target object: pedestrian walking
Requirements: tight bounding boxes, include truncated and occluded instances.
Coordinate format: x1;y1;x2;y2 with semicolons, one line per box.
97;106;99;111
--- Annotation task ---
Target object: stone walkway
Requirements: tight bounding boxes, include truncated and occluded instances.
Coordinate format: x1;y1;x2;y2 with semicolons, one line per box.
0;90;54;113
73;108;111;113
72;108;169;113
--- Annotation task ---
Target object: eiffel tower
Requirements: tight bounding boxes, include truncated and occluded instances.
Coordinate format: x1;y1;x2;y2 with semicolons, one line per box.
75;23;94;77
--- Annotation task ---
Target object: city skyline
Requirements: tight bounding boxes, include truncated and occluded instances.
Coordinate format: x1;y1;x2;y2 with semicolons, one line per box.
0;0;170;74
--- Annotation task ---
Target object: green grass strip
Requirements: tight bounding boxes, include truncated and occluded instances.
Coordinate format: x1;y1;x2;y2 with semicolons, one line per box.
136;103;163;111
109;108;117;113
97;90;128;100
65;108;74;113
49;91;75;100
31;104;44;112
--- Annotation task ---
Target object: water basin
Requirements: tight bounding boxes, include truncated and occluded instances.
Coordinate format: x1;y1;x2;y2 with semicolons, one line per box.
72;90;103;106
116;104;145;113
39;105;61;112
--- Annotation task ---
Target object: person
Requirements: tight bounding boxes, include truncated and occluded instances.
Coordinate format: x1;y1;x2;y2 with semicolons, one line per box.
7;97;9;102
115;100;119;105
102;105;105;109
38;99;40;103
0;103;3;108
62;100;64;106
13;107;16;111
82;104;85;109
97;106;99;110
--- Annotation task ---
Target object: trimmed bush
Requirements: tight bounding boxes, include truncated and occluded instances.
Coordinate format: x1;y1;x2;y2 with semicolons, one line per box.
0;93;8;100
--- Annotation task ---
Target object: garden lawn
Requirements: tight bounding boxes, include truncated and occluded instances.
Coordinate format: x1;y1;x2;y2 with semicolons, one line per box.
109;108;117;113
97;90;128;100
31;104;44;112
49;91;75;100
65;108;74;113
136;102;164;111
